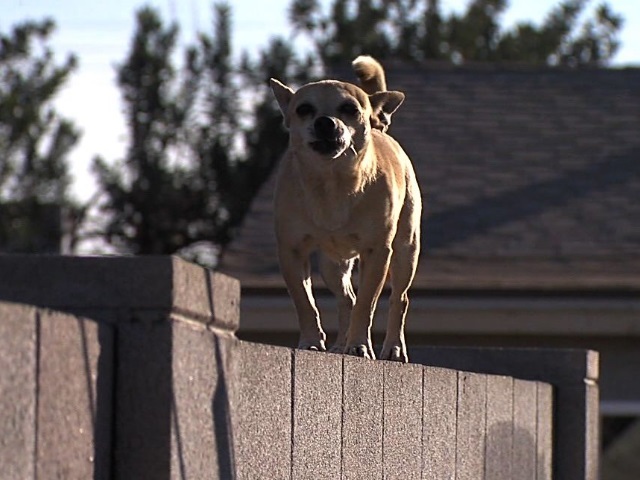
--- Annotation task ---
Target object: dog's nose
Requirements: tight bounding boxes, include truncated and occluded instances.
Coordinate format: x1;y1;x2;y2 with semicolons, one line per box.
314;116;338;139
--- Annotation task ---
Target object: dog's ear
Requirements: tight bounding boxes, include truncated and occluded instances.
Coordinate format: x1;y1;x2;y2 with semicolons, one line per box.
369;91;405;116
270;78;295;127
368;91;405;132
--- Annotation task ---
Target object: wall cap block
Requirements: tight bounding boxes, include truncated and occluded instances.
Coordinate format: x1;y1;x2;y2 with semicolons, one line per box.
0;255;240;332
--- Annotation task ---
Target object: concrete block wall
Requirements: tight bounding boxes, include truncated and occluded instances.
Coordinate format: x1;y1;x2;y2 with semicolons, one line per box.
0;256;596;479
410;346;600;479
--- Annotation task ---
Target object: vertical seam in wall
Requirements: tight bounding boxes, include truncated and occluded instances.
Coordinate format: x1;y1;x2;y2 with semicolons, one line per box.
290;350;295;480
511;380;516;473
340;357;345;480
420;366;425;480
482;375;488;480
381;364;385;480
533;382;540;479
454;372;460;480
78;319;96;434
509;377;514;480
109;317;120;480
33;310;41;480
548;383;555;479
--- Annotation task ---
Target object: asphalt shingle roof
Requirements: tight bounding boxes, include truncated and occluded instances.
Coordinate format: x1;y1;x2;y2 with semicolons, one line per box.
219;64;640;291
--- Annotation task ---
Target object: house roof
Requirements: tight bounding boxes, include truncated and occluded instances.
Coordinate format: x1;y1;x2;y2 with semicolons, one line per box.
219;64;640;292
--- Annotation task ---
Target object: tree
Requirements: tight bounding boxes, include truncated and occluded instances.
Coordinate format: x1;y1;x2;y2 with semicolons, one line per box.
496;0;623;66
190;2;242;249
288;0;623;67
92;4;305;265
93;7;212;257
0;19;80;253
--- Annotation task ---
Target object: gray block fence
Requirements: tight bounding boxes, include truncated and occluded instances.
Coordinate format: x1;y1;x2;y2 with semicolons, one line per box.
0;255;598;479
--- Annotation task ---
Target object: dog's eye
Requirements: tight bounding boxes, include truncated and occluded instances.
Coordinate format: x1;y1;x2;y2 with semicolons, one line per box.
295;103;315;117
339;102;359;116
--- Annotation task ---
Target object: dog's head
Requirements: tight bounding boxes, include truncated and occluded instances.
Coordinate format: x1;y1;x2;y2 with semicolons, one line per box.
270;78;404;160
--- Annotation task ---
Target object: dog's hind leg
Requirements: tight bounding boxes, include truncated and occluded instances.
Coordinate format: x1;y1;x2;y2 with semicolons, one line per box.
278;247;327;351
319;254;356;353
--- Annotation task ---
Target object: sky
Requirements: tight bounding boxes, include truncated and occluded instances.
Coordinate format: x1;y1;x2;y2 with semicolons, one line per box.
3;0;640;201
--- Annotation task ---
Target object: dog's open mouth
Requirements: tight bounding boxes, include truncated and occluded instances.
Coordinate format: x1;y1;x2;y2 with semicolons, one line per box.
310;139;344;155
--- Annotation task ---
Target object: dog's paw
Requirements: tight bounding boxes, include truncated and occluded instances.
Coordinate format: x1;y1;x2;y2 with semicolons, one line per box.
344;344;376;360
298;339;327;352
379;345;408;363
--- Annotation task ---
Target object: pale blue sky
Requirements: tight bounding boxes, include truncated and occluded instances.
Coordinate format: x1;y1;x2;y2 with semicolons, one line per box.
3;0;639;200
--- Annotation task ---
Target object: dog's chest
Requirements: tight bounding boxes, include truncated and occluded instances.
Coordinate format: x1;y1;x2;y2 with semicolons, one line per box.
303;177;355;231
303;184;367;260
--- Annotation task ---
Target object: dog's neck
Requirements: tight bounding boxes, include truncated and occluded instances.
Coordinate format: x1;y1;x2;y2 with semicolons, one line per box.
293;145;377;230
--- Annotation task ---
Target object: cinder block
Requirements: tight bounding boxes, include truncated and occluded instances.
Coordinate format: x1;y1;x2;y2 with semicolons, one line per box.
342;356;384;480
456;372;486;480
232;341;292;480
170;259;240;332
0;255;172;311
0;256;240;332
422;367;457;480
513;379;537;479
292;350;342;480
485;375;513;480
0;302;37;480
410;346;598;386
170;321;235;480
115;319;173;480
382;361;423;479
536;382;553;480
36;310;113;480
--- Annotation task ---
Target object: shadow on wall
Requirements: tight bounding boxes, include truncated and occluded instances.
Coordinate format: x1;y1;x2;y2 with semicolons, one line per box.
170;336;236;479
486;421;550;479
93;322;114;480
210;336;236;480
168;333;238;480
426;149;640;251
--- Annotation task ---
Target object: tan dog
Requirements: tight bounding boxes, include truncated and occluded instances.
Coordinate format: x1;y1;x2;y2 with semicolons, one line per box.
270;56;421;362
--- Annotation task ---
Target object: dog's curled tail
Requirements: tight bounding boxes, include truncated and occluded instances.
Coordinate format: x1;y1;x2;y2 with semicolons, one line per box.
352;55;387;94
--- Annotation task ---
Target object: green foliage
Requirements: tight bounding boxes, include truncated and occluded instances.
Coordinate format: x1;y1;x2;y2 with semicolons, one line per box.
0;19;79;253
289;0;623;66
93;4;310;264
94;7;212;257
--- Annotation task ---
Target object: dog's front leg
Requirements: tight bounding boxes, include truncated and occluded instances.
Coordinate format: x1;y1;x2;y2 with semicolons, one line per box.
279;247;327;351
319;255;356;353
344;246;392;359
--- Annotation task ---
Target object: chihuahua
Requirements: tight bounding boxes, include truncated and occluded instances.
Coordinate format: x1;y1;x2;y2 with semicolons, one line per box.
270;56;421;362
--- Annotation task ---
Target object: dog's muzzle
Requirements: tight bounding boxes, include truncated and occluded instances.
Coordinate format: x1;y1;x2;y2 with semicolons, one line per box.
310;116;345;155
